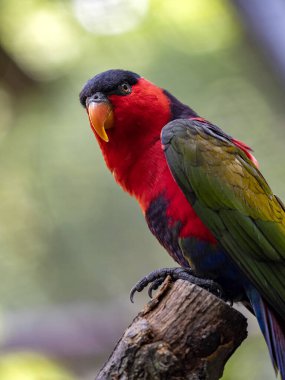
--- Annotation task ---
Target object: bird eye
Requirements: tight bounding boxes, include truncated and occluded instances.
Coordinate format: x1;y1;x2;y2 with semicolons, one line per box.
118;82;132;95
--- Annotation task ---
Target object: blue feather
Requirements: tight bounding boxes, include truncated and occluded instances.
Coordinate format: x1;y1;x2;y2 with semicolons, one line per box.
247;286;285;379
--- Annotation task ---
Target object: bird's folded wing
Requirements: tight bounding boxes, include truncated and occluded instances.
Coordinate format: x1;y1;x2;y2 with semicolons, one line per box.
162;118;285;316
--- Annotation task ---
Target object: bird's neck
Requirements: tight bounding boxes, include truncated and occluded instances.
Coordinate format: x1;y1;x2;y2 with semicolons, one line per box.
101;133;170;212
119;139;171;211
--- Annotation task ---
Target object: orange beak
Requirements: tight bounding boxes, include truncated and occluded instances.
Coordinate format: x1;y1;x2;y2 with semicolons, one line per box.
87;101;114;142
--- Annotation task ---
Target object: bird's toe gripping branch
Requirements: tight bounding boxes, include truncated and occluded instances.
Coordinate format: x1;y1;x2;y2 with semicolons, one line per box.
130;267;227;303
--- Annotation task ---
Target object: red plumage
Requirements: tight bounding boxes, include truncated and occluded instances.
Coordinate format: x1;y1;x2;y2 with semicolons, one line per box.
92;78;216;244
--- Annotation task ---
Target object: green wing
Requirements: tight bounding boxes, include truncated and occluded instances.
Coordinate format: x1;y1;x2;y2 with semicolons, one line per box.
162;119;285;316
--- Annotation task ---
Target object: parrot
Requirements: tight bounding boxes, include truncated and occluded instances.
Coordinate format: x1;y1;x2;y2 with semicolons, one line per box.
79;69;285;378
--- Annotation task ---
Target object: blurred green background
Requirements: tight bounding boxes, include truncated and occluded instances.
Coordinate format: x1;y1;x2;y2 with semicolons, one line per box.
0;0;285;378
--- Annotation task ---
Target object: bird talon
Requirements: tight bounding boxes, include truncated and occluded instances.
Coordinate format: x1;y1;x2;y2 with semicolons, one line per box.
130;267;227;303
148;278;164;298
130;268;173;303
130;281;146;303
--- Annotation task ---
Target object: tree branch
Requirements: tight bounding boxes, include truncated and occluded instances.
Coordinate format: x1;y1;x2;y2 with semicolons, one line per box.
96;278;248;380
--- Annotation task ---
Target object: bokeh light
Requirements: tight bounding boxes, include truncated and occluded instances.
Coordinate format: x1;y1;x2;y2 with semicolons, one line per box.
73;0;149;35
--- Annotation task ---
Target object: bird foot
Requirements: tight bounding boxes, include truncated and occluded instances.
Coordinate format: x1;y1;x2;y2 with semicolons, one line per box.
130;267;226;303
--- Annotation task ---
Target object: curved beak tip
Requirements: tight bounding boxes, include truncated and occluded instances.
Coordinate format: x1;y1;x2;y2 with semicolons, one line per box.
87;101;114;142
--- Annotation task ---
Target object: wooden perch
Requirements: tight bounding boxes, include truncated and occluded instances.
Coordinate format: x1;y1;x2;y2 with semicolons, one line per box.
96;278;248;380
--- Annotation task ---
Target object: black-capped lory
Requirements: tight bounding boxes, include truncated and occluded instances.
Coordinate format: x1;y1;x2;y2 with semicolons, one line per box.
79;69;285;378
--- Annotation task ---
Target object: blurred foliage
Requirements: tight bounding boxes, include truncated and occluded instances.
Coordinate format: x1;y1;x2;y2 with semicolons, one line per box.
0;0;284;378
223;336;276;380
0;352;74;380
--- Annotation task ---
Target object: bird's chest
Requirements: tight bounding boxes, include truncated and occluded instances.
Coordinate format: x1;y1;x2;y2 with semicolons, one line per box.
144;190;217;269
145;195;189;267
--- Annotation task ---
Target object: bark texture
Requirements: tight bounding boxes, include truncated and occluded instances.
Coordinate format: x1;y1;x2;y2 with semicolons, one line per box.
96;278;248;380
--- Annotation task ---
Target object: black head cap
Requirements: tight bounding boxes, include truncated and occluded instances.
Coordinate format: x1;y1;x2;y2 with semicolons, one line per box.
79;69;140;107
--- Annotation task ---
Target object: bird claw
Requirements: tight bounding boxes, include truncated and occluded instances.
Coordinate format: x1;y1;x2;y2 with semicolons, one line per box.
130;267;227;303
148;278;165;299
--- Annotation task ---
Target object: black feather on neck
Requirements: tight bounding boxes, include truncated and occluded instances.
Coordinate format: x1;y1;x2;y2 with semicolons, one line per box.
163;90;198;120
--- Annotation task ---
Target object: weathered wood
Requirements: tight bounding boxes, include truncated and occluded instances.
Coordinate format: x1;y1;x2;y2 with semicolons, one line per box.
96;278;248;380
